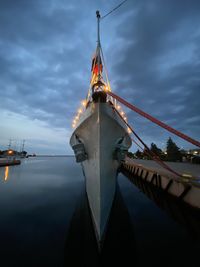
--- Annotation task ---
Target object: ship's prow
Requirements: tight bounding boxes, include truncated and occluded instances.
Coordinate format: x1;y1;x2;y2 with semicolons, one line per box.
70;98;131;243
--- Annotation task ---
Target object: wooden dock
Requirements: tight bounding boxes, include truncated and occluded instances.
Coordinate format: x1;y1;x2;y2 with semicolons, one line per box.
0;158;21;167
122;158;200;209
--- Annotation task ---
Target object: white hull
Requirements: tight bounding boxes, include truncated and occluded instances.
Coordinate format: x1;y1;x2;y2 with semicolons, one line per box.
70;101;131;242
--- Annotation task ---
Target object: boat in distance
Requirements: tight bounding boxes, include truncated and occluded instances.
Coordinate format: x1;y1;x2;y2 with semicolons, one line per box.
70;11;132;245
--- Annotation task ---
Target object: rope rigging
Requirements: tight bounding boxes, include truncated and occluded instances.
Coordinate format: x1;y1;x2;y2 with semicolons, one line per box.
100;43;200;149
107;91;200;148
114;107;183;177
94;38;199;178
89;7;199;178
99;45;198;177
101;0;129;20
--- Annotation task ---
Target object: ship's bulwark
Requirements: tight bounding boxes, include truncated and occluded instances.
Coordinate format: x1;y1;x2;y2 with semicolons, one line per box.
70;101;131;243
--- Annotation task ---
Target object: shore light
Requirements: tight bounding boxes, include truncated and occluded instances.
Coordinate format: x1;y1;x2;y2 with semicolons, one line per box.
8;150;13;155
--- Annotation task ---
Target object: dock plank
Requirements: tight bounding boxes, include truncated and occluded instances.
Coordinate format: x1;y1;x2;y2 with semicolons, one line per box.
126;158;200;180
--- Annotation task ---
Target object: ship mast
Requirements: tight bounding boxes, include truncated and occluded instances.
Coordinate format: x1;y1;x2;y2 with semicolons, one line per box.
88;10;107;101
96;10;101;82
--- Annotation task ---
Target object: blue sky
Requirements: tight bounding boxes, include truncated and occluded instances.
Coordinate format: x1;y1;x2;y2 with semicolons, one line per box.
0;0;200;154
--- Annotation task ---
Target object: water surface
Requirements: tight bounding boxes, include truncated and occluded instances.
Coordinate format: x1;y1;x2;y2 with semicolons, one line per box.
0;157;199;266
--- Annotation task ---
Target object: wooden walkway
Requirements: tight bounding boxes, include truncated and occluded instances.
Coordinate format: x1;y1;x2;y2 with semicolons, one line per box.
123;158;200;209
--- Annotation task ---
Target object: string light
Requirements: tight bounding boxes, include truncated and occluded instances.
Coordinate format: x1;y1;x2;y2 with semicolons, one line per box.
127;127;132;134
104;85;109;92
82;100;87;107
72;99;130;132
72;99;87;129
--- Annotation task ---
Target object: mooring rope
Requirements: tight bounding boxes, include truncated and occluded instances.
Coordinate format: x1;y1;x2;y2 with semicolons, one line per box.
113;106;183;177
108;91;200;148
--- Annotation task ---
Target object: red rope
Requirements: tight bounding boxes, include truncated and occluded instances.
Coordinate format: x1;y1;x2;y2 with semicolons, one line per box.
113;106;183;177
129;124;182;177
107;91;200;148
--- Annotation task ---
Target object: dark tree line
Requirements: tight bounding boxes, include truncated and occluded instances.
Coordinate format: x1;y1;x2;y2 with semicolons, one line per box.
166;137;182;161
127;137;182;162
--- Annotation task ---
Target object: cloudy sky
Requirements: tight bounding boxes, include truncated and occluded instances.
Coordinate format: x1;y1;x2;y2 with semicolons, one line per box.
0;0;199;155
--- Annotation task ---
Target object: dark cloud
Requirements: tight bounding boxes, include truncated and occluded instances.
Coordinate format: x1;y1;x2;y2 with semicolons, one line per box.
0;0;93;131
110;0;200;148
0;0;199;152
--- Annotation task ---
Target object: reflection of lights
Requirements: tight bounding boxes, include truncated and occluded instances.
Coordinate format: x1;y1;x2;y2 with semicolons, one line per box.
8;150;13;155
4;166;9;181
193;151;198;155
164;151;167;155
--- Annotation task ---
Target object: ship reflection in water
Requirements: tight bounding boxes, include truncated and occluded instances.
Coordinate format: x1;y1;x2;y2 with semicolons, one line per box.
64;185;136;266
64;175;200;266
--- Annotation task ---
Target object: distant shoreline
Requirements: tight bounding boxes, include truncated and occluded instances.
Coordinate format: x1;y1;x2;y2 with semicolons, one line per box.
31;155;74;157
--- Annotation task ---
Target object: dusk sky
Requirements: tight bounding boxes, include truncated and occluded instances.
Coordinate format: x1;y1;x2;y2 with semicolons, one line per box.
0;0;200;155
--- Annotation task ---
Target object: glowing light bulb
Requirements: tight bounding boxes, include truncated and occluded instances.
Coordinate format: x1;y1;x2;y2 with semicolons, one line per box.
81;100;87;107
127;127;132;134
104;86;108;91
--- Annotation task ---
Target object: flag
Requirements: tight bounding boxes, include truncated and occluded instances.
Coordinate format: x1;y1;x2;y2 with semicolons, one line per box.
91;52;103;75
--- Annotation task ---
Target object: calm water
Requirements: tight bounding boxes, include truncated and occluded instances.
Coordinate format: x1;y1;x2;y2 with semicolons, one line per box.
0;157;199;267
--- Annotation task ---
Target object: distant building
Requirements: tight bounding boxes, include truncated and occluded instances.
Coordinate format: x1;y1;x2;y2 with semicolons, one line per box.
0;149;27;158
183;149;200;164
188;149;200;156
